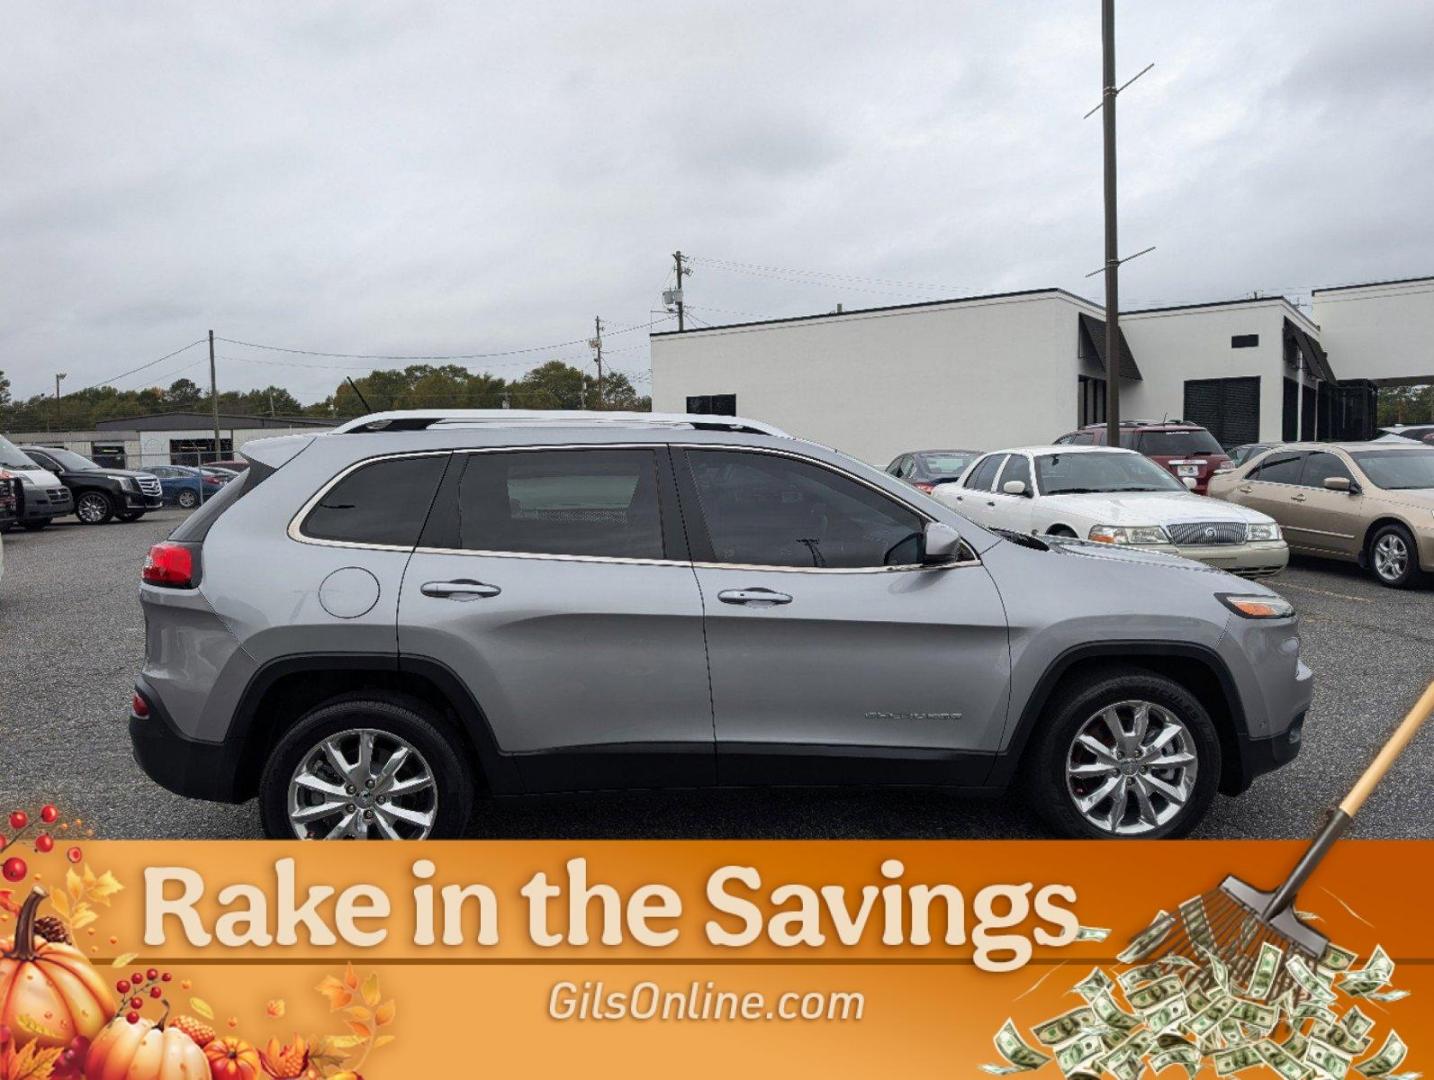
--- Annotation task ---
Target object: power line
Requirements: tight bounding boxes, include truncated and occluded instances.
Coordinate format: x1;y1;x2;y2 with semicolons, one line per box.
70;339;208;394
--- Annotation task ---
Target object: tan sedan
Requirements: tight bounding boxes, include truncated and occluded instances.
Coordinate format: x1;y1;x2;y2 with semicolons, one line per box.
1207;441;1434;588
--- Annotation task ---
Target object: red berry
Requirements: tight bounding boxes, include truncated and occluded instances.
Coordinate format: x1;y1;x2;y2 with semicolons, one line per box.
126;1012;139;1024
161;972;172;982
1;856;26;882
150;986;162;999
131;972;143;986
8;812;26;831
146;968;159;981
40;805;58;824
66;846;83;864
116;980;130;994
129;997;143;1010
35;834;54;853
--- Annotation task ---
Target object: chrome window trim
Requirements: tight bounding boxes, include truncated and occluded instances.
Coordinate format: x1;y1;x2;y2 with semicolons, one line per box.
289;442;982;571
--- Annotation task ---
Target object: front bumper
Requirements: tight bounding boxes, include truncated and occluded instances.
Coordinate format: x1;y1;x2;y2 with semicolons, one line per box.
1229;709;1305;793
124;492;164;511
17;485;73;522
1171;540;1289;577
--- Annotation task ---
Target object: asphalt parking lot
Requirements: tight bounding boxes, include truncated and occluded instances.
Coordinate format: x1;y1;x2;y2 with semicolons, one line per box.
1;512;1431;840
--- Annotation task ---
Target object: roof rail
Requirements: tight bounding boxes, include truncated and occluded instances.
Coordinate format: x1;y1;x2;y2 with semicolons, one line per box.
329;409;790;438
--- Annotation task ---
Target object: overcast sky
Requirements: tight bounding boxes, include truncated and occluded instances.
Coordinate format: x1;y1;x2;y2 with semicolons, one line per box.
4;0;1433;403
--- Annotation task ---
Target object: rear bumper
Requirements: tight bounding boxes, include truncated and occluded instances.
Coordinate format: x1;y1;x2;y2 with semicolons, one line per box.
129;678;248;802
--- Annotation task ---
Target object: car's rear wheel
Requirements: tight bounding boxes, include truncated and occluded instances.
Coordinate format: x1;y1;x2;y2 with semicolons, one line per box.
1024;669;1221;839
176;488;199;509
259;694;475;840
1368;523;1422;589
75;491;115;525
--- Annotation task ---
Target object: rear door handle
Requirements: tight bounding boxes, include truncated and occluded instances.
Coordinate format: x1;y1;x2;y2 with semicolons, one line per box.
421;579;501;600
1238;486;1253;494
718;588;793;607
1291;494;1307;503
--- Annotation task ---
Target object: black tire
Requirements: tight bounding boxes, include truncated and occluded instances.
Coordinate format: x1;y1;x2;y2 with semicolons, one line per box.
75;491;115;525
1367;522;1423;589
176;488;199;509
1022;668;1221;840
259;694;475;840
21;519;50;531
118;511;144;522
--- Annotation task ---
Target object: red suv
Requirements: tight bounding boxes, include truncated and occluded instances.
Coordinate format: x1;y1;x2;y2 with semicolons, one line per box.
1053;421;1231;494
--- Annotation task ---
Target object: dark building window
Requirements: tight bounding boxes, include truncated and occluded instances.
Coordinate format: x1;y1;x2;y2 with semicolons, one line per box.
1183;377;1260;448
168;437;233;466
686;394;737;416
1078;375;1107;426
1231;334;1259;349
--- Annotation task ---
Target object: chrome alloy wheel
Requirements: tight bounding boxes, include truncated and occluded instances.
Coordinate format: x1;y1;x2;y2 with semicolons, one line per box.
286;728;438;839
76;492;110;523
1373;533;1410;582
1064;700;1198;836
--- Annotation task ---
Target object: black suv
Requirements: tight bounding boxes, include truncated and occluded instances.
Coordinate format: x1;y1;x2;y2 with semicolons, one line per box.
20;446;163;525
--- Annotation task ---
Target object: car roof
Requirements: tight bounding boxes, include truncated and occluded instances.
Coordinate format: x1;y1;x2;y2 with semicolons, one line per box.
330;409;788;437
1273;440;1434;454
1076;420;1207;431
993;444;1140;456
902;448;982;456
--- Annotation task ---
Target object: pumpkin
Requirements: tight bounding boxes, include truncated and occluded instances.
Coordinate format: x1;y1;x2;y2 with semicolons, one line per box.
85;1014;208;1080
0;887;115;1050
204;1036;262;1080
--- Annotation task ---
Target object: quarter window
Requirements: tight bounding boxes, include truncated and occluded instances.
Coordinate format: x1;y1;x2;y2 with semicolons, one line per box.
450;449;665;559
686;450;924;569
302;455;448;547
964;455;1006;492
1250;452;1305;485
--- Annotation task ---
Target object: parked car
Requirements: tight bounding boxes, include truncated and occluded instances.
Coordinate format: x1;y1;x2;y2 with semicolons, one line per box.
1054;421;1231;494
936;446;1287;577
19;446;162;525
206;459;250;473
0;435;73;531
1376;425;1434;445
884;449;983;493
129;409;1311;842
1223;443;1278;470
1208;441;1434;588
144;465;215;509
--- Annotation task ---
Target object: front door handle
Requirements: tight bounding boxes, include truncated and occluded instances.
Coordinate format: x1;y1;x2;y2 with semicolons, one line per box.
718;588;793;607
1238;485;1253;494
986;500;996;507
421;579;501;600
1291;493;1307;503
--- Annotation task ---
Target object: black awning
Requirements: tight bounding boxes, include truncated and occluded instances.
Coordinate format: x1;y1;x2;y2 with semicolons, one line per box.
1284;317;1336;383
1078;313;1143;380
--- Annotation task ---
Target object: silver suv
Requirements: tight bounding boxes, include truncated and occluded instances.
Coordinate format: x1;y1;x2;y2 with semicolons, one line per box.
130;411;1312;840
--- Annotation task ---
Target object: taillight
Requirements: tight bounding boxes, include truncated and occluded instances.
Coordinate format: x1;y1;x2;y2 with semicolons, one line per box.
913;482;936;494
143;542;194;588
130;691;151;719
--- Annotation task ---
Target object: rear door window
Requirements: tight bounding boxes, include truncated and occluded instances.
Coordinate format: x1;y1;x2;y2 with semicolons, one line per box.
1249;451;1306;485
998;454;1033;493
964;454;1006;491
300;454;449;548
449;449;665;560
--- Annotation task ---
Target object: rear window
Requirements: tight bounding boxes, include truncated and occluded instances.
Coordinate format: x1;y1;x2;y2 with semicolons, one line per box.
300;454;448;548
170;461;275;542
1250;452;1305;485
921;452;977;477
1134;429;1223;456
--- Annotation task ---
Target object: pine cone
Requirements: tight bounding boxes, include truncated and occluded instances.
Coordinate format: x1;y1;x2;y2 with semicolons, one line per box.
33;915;70;944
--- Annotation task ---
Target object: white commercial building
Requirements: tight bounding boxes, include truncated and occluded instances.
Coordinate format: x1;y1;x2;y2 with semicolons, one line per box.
651;275;1434;466
5;411;331;469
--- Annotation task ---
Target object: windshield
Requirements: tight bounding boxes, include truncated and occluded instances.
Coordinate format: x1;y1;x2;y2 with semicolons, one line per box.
40;447;103;471
1134;430;1224;456
1036;451;1189;495
920;452;977;477
0;435;39;470
1352;449;1434;490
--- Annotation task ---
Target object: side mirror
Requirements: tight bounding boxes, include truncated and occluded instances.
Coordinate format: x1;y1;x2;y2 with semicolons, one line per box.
922;521;964;564
1182;476;1198;490
1002;480;1028;497
1323;476;1356;493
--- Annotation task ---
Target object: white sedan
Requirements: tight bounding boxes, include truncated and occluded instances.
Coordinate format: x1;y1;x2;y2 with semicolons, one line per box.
935;445;1288;577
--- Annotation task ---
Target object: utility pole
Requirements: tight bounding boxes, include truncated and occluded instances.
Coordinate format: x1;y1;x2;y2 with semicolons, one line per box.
55;372;67;399
208;329;221;464
1101;0;1121;448
589;316;605;409
672;251;691;331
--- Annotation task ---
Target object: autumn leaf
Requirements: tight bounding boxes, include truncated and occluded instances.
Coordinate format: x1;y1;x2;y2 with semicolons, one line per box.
71;908;98;931
372;1034;396;1050
190;997;215;1020
111;952;138;968
47;892;69;920
0;890;20;917
342;1006;371;1025
373;999;395;1027
87;869;124;905
360;972;381;1008
65;869;84;904
2;1041;64;1080
266;999;286;1019
316;975;353;1010
322;1035;366;1052
342;963;359;990
344;1020;371;1040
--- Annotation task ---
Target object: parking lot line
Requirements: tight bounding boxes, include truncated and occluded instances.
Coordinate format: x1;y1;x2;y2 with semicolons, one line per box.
1274;581;1375;604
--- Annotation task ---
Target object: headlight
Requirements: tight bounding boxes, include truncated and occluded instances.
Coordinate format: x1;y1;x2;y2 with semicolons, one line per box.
1087;524;1170;545
1218;593;1295;619
118;477;138;491
1245;522;1282;542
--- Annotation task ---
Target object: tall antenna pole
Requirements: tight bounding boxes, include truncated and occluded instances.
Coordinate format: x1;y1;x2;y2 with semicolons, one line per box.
1101;0;1121;448
672;251;689;331
208;329;221;464
591;316;605;408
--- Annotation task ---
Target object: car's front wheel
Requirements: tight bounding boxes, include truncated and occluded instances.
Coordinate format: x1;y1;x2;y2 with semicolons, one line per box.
75;491;115;525
176;488;199;509
259;694;476;840
1368;522;1422;589
1024;669;1221;839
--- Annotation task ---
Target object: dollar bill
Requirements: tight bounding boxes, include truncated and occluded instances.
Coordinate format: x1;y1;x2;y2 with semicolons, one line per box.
1178;895;1215;948
1312;1021;1373;1057
1119;962;1170;991
1259;1039;1313;1080
1363;989;1409;1004
1073;967;1115;1003
1151;1044;1200;1079
1056;1033;1106;1075
1146;996;1191;1034
1284;1031;1310;1059
1186;985;1212;1014
1294;1001;1339;1028
1340;947;1394;997
1033;1007;1099;1047
1090;991;1141;1034
1228;999;1279;1033
1307;1037;1354;1079
1118;911;1176;964
1108;1051;1143;1080
988;1019;1053;1073
1075;925;1112;942
1246;941;1284;1001
1319;943;1358;973
1188;997;1237;1039
1214;1044;1264;1076
1342;1007;1375;1040
1288;955;1339;1005
1200;945;1233;993
1355;1032;1407;1078
1128;974;1185;1014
